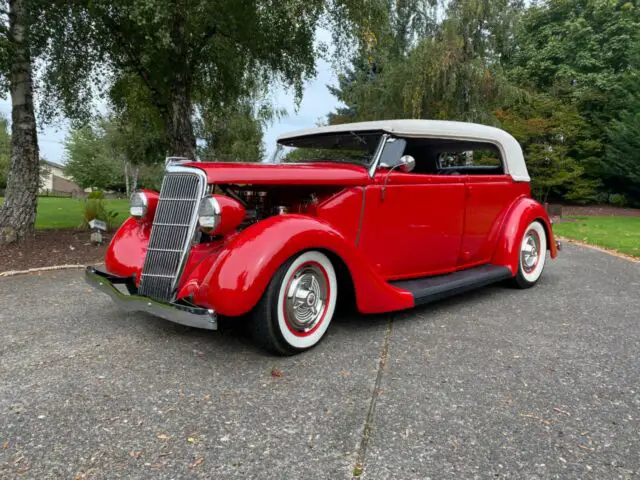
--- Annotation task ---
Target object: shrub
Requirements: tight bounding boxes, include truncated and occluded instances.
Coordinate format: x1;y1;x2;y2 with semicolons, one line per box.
608;193;628;207
87;190;105;200
80;197;119;230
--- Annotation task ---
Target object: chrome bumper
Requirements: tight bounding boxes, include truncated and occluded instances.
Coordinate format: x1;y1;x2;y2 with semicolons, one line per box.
85;266;217;330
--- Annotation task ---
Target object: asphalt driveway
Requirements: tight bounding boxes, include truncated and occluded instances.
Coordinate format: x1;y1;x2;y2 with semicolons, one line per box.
1;245;639;479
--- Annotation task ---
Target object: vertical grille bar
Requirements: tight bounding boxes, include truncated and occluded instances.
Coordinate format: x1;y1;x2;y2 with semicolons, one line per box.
138;168;205;301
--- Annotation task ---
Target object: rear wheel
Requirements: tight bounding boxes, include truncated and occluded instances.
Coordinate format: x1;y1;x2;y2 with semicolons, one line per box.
513;220;547;288
250;251;337;355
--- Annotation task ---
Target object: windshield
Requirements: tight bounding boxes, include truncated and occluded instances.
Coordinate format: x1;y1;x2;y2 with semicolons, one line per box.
269;131;383;166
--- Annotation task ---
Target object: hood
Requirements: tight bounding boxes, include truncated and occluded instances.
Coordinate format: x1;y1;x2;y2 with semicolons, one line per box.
182;161;371;186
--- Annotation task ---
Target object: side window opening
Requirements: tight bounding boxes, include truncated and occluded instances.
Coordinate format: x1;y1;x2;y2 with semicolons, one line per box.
400;138;505;175
437;148;502;170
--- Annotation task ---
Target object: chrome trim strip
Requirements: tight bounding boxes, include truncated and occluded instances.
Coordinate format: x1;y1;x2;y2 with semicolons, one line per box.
86;267;217;330
368;133;390;178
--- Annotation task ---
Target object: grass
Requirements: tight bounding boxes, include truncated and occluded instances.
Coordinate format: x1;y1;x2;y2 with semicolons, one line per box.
0;196;130;230
553;216;640;258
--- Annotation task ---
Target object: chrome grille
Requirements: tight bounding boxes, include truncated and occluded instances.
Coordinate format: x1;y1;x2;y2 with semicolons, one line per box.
138;168;205;301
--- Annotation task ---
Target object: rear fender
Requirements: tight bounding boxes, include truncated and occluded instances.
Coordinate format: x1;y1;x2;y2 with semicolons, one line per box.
492;197;558;275
180;215;414;316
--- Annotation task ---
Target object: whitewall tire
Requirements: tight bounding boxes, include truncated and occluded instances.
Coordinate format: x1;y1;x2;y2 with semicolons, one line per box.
251;251;337;355
513;220;547;288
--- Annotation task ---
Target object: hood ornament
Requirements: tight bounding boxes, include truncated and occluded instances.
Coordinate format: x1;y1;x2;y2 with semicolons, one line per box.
165;156;199;166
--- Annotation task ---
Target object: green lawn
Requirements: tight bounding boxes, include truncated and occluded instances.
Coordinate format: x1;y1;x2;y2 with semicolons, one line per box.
554;216;640;258
0;197;130;230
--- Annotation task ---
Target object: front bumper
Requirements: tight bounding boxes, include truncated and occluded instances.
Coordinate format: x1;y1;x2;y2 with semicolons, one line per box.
85;266;218;330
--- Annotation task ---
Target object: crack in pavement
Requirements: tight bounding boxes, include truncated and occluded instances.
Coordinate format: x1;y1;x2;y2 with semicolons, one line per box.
353;318;393;477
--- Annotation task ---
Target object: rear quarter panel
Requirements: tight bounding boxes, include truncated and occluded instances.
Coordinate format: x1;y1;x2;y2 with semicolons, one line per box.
460;177;531;266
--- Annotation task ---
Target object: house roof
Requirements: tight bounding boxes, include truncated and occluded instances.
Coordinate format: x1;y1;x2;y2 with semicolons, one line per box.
41;159;65;169
277;119;530;182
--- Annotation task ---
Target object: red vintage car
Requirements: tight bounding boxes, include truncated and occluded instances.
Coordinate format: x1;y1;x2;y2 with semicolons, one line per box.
86;120;559;355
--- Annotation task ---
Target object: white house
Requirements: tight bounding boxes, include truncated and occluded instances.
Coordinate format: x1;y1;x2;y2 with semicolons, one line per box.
40;159;82;194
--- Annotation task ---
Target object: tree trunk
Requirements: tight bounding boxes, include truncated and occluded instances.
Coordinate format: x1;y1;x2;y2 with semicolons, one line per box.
167;80;197;160
123;160;130;197
0;0;40;245
131;166;139;192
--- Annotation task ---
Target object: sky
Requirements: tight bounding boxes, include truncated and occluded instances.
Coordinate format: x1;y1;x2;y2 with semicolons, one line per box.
0;57;341;166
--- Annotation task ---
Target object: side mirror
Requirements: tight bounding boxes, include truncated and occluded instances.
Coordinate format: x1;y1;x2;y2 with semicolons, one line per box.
398;155;416;173
381;155;416;201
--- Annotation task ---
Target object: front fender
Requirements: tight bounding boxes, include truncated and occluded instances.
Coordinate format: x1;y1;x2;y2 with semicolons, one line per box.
492;197;558;275
105;217;151;283
179;215;414;316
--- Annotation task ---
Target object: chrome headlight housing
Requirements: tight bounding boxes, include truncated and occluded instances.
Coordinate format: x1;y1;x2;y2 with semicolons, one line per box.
198;196;221;233
130;191;148;219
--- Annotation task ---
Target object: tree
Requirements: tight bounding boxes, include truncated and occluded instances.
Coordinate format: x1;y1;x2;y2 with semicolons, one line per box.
37;0;373;160
329;0;526;123
0;115;9;189
605;97;640;205
495;96;595;202
198;102;267;163
0;0;41;244
64;124;124;192
64;116;165;193
509;0;640;201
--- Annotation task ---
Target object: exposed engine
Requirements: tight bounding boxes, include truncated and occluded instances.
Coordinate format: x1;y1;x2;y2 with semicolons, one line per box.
218;185;332;229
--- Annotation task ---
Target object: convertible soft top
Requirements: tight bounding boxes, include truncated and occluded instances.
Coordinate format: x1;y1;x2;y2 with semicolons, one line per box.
278;119;530;182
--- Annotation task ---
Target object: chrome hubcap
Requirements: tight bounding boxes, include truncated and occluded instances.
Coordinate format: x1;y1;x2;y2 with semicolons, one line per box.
285;264;327;333
521;230;540;273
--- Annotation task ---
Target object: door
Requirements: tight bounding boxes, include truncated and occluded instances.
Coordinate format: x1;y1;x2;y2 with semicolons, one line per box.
358;172;466;279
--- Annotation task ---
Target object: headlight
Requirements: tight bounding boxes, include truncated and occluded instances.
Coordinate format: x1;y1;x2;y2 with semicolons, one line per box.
130;192;148;219
198;196;221;233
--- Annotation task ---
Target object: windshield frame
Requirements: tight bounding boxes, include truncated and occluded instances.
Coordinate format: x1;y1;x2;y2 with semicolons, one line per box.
273;130;386;167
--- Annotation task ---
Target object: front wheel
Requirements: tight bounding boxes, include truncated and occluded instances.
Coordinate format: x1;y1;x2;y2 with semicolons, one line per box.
250;251;338;355
512;220;547;288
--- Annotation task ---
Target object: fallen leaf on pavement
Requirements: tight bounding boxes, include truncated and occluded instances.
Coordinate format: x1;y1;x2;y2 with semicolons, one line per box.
553;407;571;416
2;441;8;449
519;413;553;425
157;433;171;441
189;456;204;470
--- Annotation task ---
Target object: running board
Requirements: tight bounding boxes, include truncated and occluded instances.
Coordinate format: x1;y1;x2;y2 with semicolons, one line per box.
389;265;512;306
